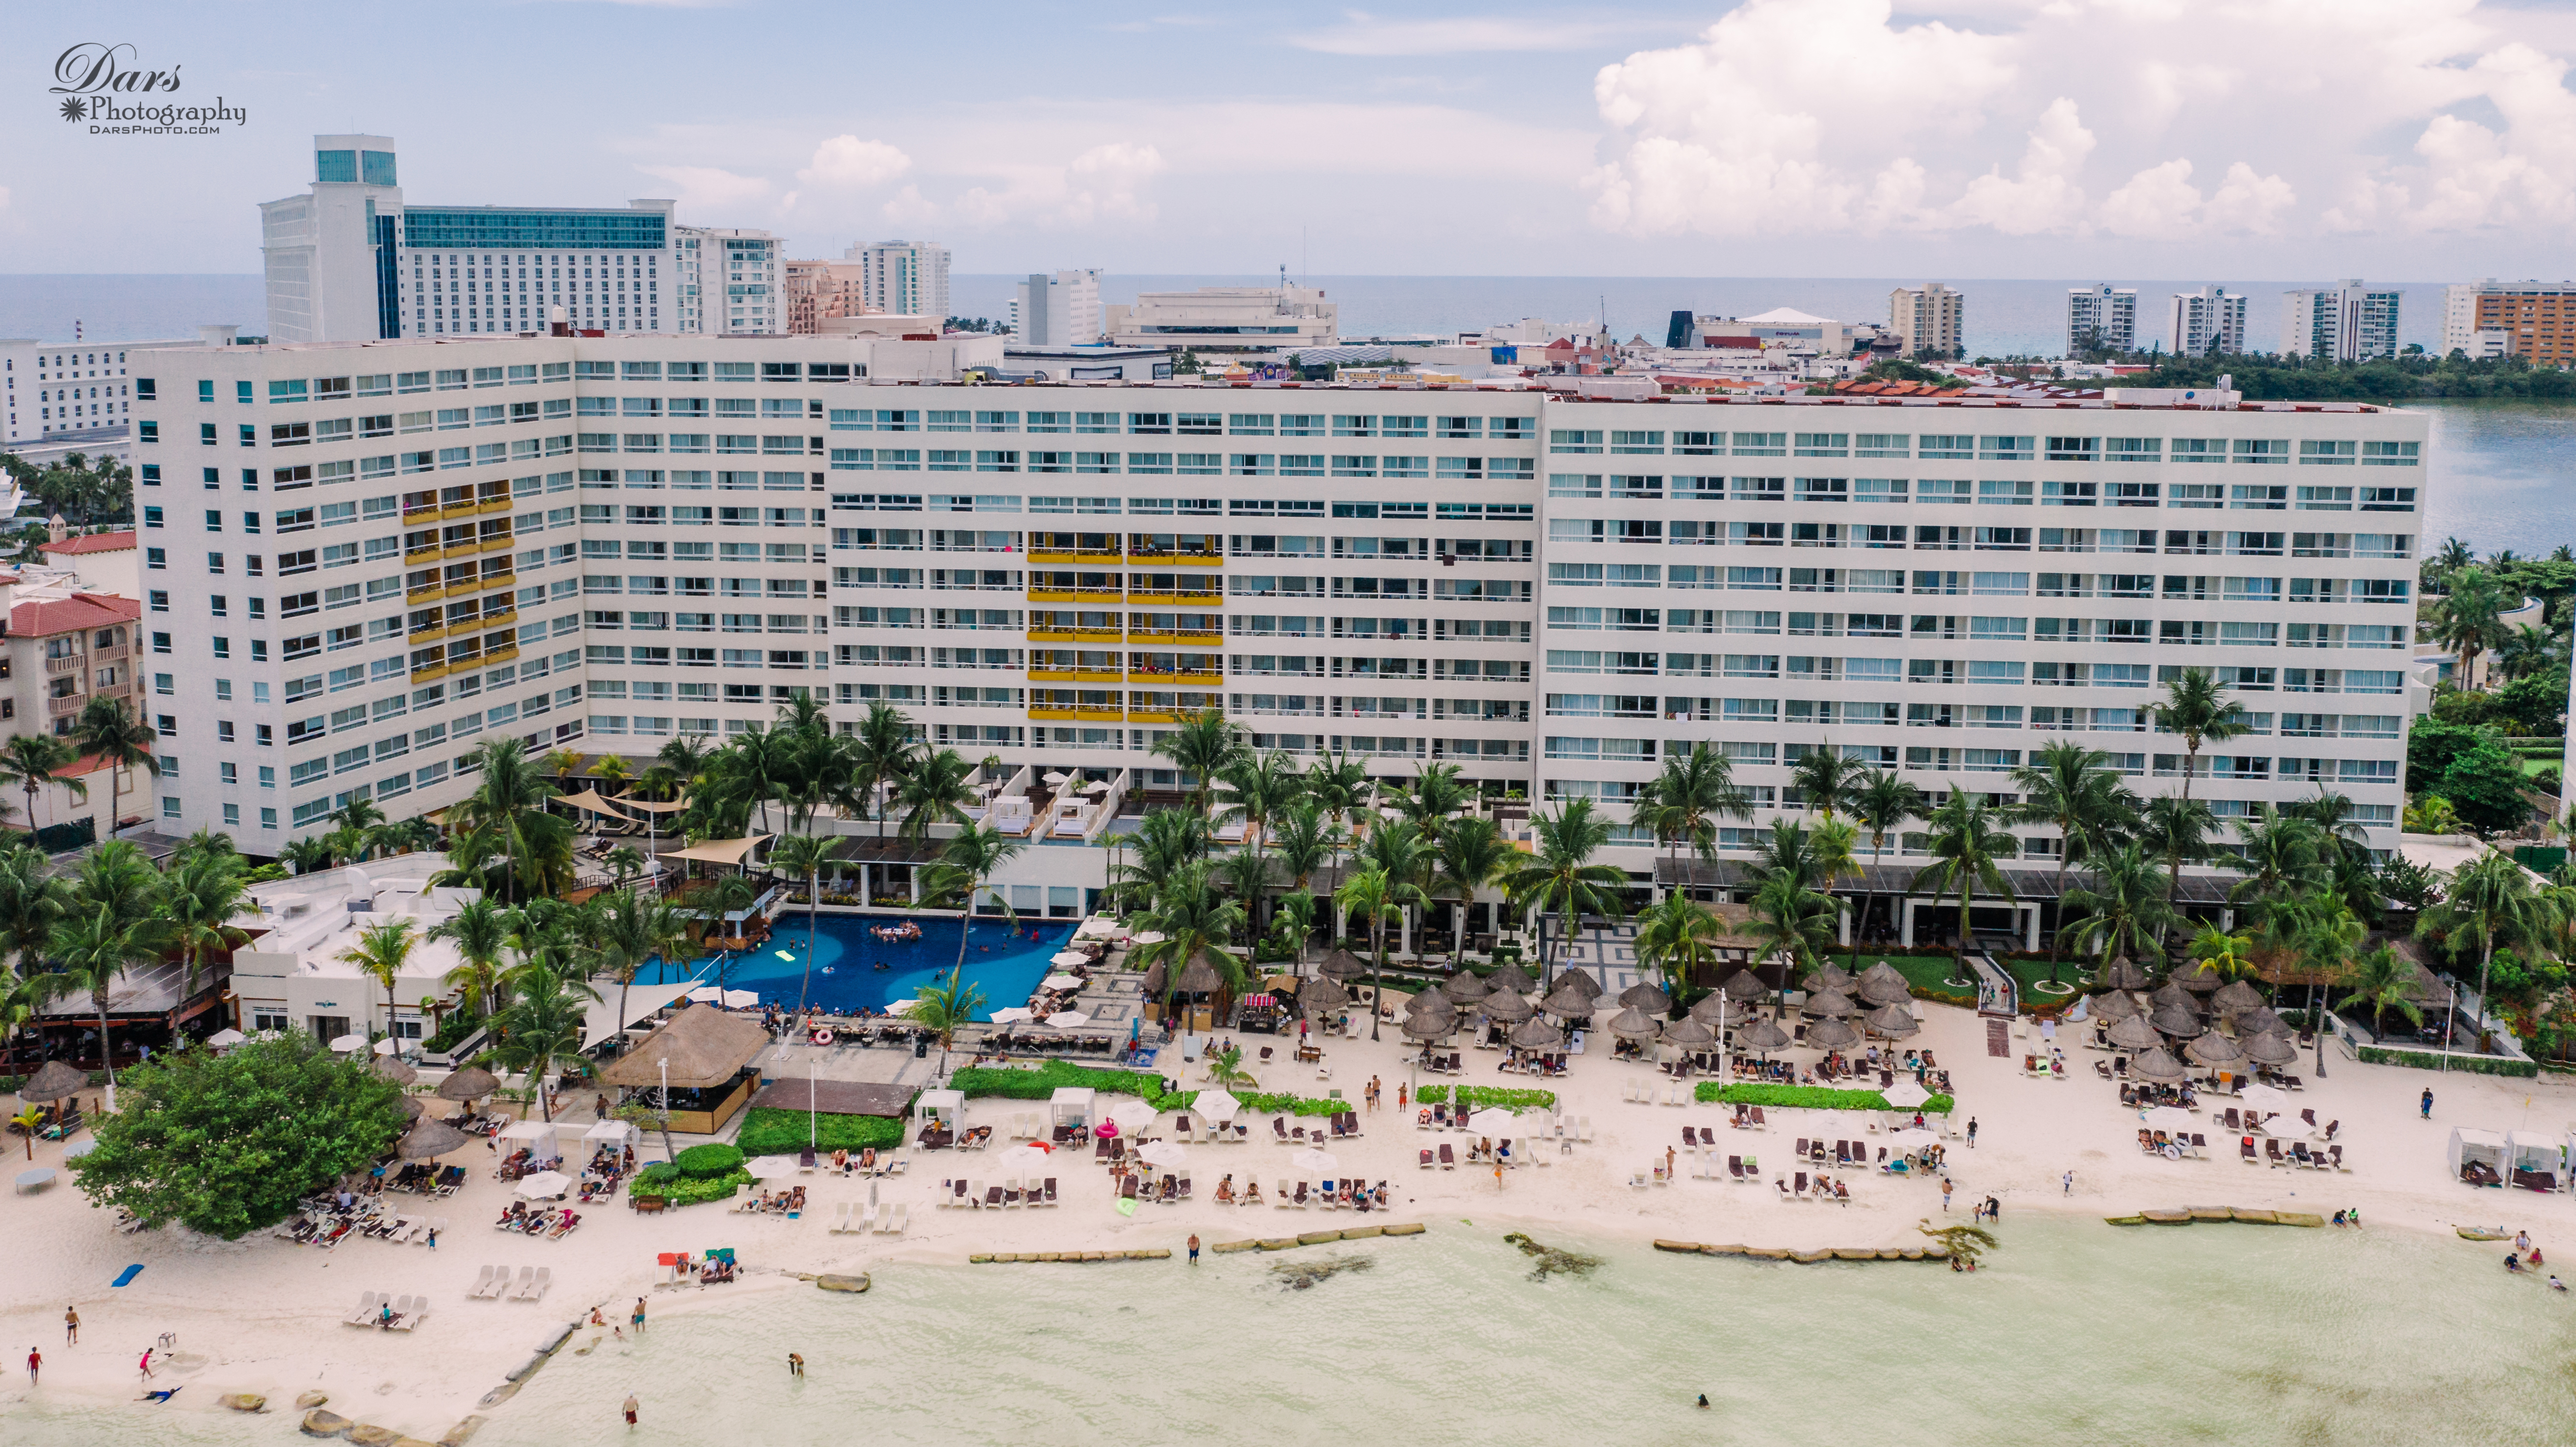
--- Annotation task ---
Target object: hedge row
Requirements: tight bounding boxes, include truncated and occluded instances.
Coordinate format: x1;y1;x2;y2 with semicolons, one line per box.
1694;1082;1956;1114
1413;1085;1557;1112
947;1061;1350;1119
2356;1045;2538;1078
634;1164;754;1206
735;1107;905;1157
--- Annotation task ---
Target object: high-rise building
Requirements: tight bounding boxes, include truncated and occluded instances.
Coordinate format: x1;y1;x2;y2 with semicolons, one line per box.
785;260;870;335
1887;283;1964;358
1100;285;1337;352
2066;284;2136;355
2168;286;2249;358
676;229;785;335
2282;280;2402;362
124;338;2428;885
1012;270;1104;347
850;240;951;325
2442;280;2576;364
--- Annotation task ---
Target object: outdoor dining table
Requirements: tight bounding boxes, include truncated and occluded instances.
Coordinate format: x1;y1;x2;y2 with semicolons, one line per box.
14;1167;57;1192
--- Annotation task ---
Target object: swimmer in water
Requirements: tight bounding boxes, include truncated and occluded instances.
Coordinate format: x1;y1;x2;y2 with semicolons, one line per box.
1696;1395;1709;1410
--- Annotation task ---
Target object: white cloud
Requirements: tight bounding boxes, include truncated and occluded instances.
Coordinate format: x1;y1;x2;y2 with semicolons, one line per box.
2099;158;2203;240
633;164;769;214
1946;97;2093;234
1291;11;1644;56
798;135;911;189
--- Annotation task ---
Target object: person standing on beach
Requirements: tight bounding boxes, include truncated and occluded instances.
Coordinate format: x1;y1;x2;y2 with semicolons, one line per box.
138;1347;155;1381
2421;1088;2434;1119
1967;1117;1978;1148
632;1298;647;1333
2063;1170;2074;1196
623;1393;639;1428
64;1308;76;1345
1985;1195;2000;1222
26;1347;39;1384
1942;1179;1953;1214
1188;1233;1201;1265
787;1353;804;1377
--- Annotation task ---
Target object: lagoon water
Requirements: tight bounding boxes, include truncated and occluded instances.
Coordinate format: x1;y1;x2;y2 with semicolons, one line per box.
16;1216;2572;1447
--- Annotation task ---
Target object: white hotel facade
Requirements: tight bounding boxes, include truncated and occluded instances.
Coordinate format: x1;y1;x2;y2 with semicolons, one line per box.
128;336;2428;914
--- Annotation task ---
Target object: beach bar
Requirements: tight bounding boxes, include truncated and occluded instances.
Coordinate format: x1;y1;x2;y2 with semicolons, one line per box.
597;1004;769;1135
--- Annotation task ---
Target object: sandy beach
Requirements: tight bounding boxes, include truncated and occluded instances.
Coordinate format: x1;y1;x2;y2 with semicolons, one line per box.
6;995;2572;1440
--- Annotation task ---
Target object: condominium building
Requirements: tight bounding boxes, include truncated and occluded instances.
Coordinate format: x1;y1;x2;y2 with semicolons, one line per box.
126;337;2429;899
676;228;785;336
4;336;218;444
2442;280;2576;365
2169;286;2249;358
2066;284;2137;355
1888;283;1965;359
1102;285;1338;353
2282;281;2402;362
1013;270;1105;348
785;260;870;335
849;241;952;325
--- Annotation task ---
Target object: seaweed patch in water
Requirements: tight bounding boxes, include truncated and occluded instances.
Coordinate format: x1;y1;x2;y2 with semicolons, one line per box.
1502;1232;1603;1281
1271;1254;1376;1291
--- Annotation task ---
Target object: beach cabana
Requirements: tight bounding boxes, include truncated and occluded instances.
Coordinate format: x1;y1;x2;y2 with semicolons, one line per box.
914;1088;965;1126
1049;1086;1097;1132
2448;1128;2509;1187
582;1119;637;1147
498;1118;561;1164
2504;1131;2563;1191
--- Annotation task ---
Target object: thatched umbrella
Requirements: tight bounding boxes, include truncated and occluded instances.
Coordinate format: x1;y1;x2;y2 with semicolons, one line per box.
2127;1045;2187;1082
395;1118;471;1160
1486;960;1536;994
1856;972;1913;1007
1806;1017;1861;1052
1718;968;1769;1003
2101;958;2152;992
2171;959;2225;993
1864;1003;1920;1038
1806;962;1857;994
2185;1031;2246;1067
1802;989;1858;1019
2087;989;2143;1022
2148;981;2195;1013
1619;981;1671;1013
2210;980;2265;1015
1553;970;1603;1002
2233;1006;2287;1038
1139;961;1167;995
400;1095;427;1121
1858;960;1909;992
1317;949;1371;984
1400;1008;1457;1042
1297;977;1348;1015
1478;990;1534;1025
1404;989;1449;1017
1174;954;1222;994
2106;1014;2164;1051
18;1060;88;1102
1508;1019;1565;1052
374;1054;420;1087
1441;970;1491;1004
436;1064;501;1102
1690;993;1753;1027
1605;1006;1662;1040
1541;982;1595;1018
2151;1005;2206;1039
2241;1031;2301;1065
1664;1017;1718;1050
1738;1018;1792;1052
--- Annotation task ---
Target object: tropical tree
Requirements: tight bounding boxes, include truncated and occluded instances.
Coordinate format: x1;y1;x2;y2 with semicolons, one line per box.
1216;847;1275;936
1498;797;1628;992
1132;861;1250;1030
894;746;978;847
1331;865;1417;1041
1392;761;1471;829
1632;891;1721;995
1360;817;1437;968
1745;869;1837;984
1634;743;1748;877
0;841;68;980
160;846;251;1001
2224;806;2328;930
2143;794;2218;944
1269;889;1318;969
2430;566;2510;685
2061;843;2175;972
1150;710;1248;817
1302;751;1374;898
73;695;160;839
2011;740;2137;983
844;700;921;833
339;917;419;1043
45;848;170;1108
909;975;988;1077
1266;803;1336;901
1115;808;1212;901
2339;943;2425;1038
1213;749;1307;852
1850;771;1924;951
2185;922;2260;984
2151;668;2248;816
485;961;600;1122
595;886;691;1053
428;897;515;1021
1787;746;1866;822
0;732;81;834
765;833;837;1019
1913;791;2018;969
1432;815;1513;965
2418;851;2557;1052
446;739;565;902
920;822;1026;987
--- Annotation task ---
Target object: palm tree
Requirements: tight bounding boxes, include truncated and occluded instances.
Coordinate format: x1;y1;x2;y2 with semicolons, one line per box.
1432;816;1512;965
1787;746;1865;821
1265;803;1336;901
845;700;920;833
2496;622;2561;683
894;747;977;847
1745;869;1836;984
1498;797;1628;993
1392;761;1471;829
1151;709;1248;817
594;886;690;1052
2061;843;2175;973
2142;794;2218;945
2339;943;2423;1038
486;960;600;1121
1302;751;1373;898
1809;817;1864;967
1632;891;1720;995
2224;806;2328;930
1913;791;2017;969
1850;771;1923;953
1133;861;1250;1032
2430;566;2509;685
447;738;560;902
72;695;159;841
1216;848;1274;936
160;847;250;1002
428;898;515;1021
1115;808;1212;901
2432;535;2477;583
765;833;837;1019
2419;851;2557;1052
910;975;988;1077
1332;865;1417;1041
1361;817;1437;966
2151;668;2249;814
1635;743;1748;879
0;732;80;835
0;842;65;982
920;822;1026;987
1270;890;1319;970
1212;749;1306;852
2185;922;2260;984
46;848;169;1108
339;917;419;1042
2011;740;2138;984
592;752;631;796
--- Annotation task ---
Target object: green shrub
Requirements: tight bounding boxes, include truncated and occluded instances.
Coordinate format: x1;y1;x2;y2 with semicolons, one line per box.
948;1060;1350;1118
672;1142;746;1179
1414;1085;1557;1111
2356;1045;2538;1078
634;1163;680;1190
654;1167;753;1206
735;1107;906;1157
1695;1082;1954;1114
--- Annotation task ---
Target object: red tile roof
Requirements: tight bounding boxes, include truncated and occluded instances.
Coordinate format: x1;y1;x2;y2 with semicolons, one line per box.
8;591;141;637
41;531;137;556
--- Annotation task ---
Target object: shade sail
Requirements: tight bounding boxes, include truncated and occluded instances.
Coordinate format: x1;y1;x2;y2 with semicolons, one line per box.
660;834;773;866
553;788;633;820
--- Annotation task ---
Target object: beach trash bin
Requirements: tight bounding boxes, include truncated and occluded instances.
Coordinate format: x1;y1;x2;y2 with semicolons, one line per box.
915;1038;929;1058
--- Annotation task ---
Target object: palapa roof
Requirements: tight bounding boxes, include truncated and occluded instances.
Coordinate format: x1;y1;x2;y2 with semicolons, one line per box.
1485;961;1536;993
2088;990;2142;1022
1508;1019;1565;1050
396;1119;471;1160
1478;990;1534;1023
1316;949;1371;983
2106;1014;2162;1049
18;1059;88;1101
1802;989;1857;1019
1619;982;1671;1012
1663;1017;1717;1047
2127;1045;2187;1081
1806;1017;1860;1051
1605;1006;1662;1039
1551;970;1603;1000
435;1064;501;1101
596;1003;769;1089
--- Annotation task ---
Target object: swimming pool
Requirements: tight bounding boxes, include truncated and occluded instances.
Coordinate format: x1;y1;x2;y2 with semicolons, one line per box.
638;912;1075;1021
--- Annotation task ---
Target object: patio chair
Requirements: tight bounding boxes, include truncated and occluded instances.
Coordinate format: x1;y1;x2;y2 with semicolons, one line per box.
2265;1139;2287;1168
1438;1143;1456;1169
2239;1136;2257;1163
1792;1171;1810;1200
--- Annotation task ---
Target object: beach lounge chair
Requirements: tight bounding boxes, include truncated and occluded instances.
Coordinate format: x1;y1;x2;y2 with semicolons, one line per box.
1630;1168;1650;1189
1274;1178;1292;1207
1579;1116;1594;1143
881;1203;910;1234
1748;1107;1768;1131
2291;1142;2316;1169
1438;1143;1455;1169
1727;1157;1744;1181
1773;1175;1790;1198
1681;1126;1700;1148
468;1265;497;1298
345;1291;385;1326
499;1266;534;1300
1291;1181;1309;1209
2190;1134;2209;1159
1419;1149;1435;1169
2240;1136;2257;1163
829;1203;850;1233
1792;1171;1810;1200
2266;1139;2287;1168
2328;1144;2347;1171
983;1183;1005;1209
2222;1108;2242;1133
394;1294;427;1331
1041;1177;1059;1206
853;1203;876;1234
1794;1137;1809;1161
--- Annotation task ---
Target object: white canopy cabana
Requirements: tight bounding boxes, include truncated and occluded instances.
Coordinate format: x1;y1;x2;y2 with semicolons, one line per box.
1049;1086;1097;1128
498;1118;560;1163
582;1119;637;1146
914;1088;964;1124
2505;1130;2563;1189
2448;1127;2508;1185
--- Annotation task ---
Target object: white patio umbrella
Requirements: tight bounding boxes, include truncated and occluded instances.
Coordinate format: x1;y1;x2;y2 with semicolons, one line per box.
1051;952;1090;968
204;1028;246;1047
1137;1140;1189;1169
1194;1087;1242;1122
685;985;723;1004
885;998;924;1016
1884;1128;1942;1151
2238;1083;2295;1112
745;1155;802;1179
1291;1147;1339;1174
1130;930;1168;945
1042;973;1084;990
2141;1105;2196;1132
988;1007;1036;1025
998;1142;1052;1170
1043;771;1070;784
1467;1108;1519;1135
1106;1098;1159;1136
373;1037;400;1056
1046;1011;1091;1028
513;1170;574;1198
1881;1079;1931;1109
722;989;760;1008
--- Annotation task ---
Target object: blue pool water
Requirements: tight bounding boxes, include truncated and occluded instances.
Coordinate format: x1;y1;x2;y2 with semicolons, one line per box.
638;913;1075;1021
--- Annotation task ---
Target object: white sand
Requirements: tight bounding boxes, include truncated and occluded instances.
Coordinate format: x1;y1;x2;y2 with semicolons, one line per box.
5;998;2571;1438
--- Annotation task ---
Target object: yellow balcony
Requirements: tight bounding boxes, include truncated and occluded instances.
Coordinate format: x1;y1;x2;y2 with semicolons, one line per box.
407;586;443;606
1027;588;1123;603
1027;549;1126;565
408;626;446;646
478;536;513;553
1029;668;1124;683
409;664;448;684
405;546;442;566
477;571;517;595
481;607;518;630
1129;628;1223;645
1128;551;1223;566
441;501;479;519
478;497;513;514
1130;669;1222;686
1128;589;1222;605
1125;710;1177;724
483;644;520;665
1027;628;1124;644
402;506;441;524
1028;707;1125;722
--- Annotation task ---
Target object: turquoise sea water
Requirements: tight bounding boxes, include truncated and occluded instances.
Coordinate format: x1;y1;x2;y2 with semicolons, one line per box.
16;1216;2574;1447
634;913;1074;1020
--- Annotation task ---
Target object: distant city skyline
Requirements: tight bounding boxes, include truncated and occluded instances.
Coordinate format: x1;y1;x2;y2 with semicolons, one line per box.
7;1;2576;278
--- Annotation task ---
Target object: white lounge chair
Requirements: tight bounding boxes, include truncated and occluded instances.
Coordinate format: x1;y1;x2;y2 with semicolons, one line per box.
467;1265;497;1298
391;1293;427;1331
503;1266;536;1301
855;1202;877;1234
519;1266;552;1301
879;1202;909;1234
345;1290;385;1326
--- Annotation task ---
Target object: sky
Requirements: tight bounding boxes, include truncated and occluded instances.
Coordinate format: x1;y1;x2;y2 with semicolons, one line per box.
8;0;2576;279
